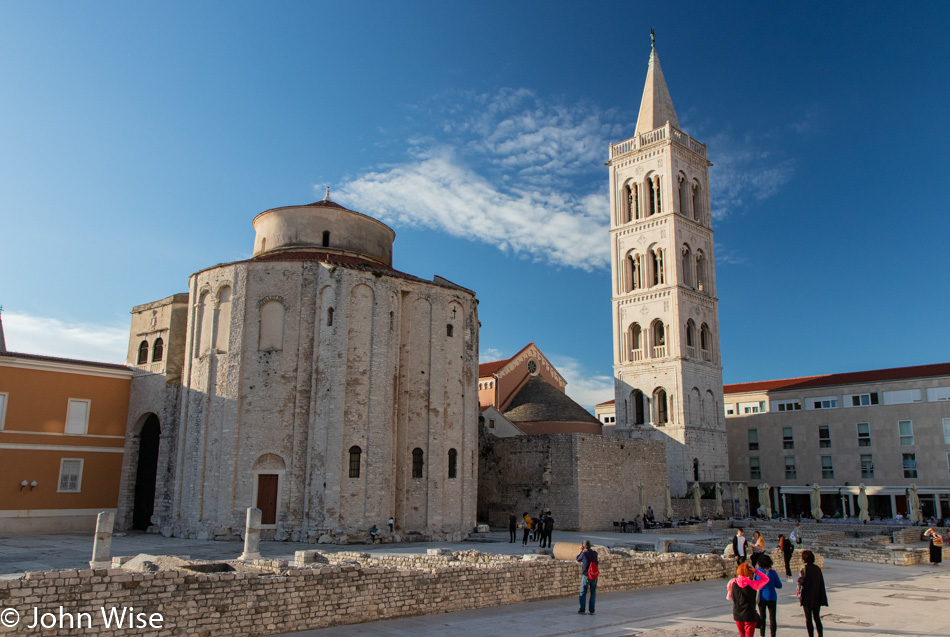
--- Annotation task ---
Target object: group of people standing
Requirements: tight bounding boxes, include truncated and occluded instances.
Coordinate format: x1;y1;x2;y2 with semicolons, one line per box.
510;511;555;547
729;526;827;637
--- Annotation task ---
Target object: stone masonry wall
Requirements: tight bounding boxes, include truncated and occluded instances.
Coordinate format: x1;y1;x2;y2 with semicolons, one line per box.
0;553;731;637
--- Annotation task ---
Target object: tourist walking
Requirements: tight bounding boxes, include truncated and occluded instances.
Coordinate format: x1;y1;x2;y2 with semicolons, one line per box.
778;533;794;581
576;540;599;615
756;555;782;637
797;550;828;637
924;527;944;565
508;513;517;543
726;562;769;637
522;512;532;546
750;530;766;568
387;517;394;532
790;523;803;548
733;528;748;565
540;511;555;548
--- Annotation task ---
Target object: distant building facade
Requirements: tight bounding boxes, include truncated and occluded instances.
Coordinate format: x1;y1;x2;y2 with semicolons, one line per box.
606;41;729;494
725;363;950;520
479;343;601;435
0;345;132;532
119;193;479;542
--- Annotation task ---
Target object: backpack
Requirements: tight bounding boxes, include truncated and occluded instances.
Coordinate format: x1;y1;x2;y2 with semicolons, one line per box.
587;558;599;580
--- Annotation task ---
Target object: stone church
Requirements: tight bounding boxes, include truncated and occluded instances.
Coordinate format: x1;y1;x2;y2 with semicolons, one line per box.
117;192;479;542
605;40;730;495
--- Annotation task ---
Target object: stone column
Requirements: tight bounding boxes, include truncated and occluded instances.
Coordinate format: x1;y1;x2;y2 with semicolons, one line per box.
239;507;263;561
90;511;116;568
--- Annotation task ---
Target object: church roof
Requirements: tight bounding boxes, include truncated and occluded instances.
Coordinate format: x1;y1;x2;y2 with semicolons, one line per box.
634;43;681;136
0;350;131;371
724;362;950;394
502;376;601;425
478;342;540;378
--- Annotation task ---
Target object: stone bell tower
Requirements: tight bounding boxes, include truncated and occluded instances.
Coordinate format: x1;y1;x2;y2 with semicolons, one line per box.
606;35;729;495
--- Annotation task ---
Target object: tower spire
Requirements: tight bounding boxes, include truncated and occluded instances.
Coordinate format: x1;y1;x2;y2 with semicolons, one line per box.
634;32;681;136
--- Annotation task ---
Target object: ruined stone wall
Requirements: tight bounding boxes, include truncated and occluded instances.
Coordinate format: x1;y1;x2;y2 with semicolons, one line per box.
478;433;667;530
0;553;730;636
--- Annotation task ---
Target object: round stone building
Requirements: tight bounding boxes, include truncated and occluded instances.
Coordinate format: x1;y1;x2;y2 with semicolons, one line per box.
119;193;479;543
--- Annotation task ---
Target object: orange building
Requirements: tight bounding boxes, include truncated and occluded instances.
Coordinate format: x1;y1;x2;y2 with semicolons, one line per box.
478;343;601;435
0;344;132;532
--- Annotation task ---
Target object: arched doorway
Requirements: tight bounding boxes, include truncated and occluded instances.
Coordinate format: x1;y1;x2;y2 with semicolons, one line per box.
132;414;160;530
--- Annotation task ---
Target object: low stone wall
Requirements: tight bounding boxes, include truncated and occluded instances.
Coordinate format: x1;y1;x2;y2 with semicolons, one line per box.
0;552;733;636
815;545;931;566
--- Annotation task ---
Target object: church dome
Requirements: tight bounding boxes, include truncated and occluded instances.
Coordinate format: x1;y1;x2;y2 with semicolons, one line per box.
252;189;395;266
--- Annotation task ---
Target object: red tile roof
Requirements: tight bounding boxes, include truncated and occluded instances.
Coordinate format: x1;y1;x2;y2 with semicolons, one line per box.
595;399;615;407
724;362;950;394
478;357;511;377
0;350;131;371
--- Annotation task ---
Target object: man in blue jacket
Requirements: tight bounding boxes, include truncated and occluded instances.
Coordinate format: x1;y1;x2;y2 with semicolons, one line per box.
576;540;599;615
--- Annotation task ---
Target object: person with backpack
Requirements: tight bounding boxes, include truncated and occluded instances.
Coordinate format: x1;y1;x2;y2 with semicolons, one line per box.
576;540;599;615
755;554;783;637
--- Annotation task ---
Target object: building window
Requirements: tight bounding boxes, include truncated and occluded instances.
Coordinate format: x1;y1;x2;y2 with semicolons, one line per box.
655;388;669;425
740;401;765;414
812;398;838;410
58;459;83;492
857;422;871;447
348;446;361;478
749;457;761;480
902;453;918;479
65;399;91;435
774;400;802;412
412;447;424;479
327;307;334;326
943;418;950;444
784;456;797;480
137;340;149;365
726;404;735;416
448;449;457;479
782;427;794;450
850;393;879;407
322;230;330;247
861;454;874;479
818;425;831;448
748;429;759;451
632;389;645;425
883;389;922;405
0;392;7;430
821;456;834;479
898;420;914;445
152;337;164;362
488;419;495;429
700;323;712;360
446;324;454;337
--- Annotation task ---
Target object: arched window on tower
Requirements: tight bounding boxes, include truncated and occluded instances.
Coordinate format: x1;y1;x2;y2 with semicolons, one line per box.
259;300;285;351
448;448;458;479
213;286;232;353
137;340;149;365
652;320;666;358
628;323;643;361
152;337;164;362
647;176;658;216
327;307;334;326
412;448;424;479
625;253;642;292
348;446;361;478
621;183;632;224
692;180;702;223
651;248;665;286
322;231;330;247
632;389;645;425
685;319;696;358
682;245;692;287
701;323;712;362
678;173;690;216
696;250;706;293
693;458;700;481
654;388;669;425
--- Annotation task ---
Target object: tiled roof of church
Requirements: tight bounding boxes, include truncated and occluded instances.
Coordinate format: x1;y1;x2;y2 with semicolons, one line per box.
0;350;131;371
724;362;950;394
478;358;510;377
503;376;600;425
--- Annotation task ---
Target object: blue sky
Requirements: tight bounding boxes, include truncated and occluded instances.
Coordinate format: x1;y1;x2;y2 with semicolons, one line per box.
1;2;948;410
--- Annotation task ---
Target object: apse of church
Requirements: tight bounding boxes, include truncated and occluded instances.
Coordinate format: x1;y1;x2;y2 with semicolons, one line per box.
119;193;479;542
607;39;729;495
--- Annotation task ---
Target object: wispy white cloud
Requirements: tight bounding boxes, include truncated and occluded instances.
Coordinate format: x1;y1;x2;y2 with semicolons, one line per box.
1;312;128;364
479;347;506;363
549;355;613;412
707;133;795;221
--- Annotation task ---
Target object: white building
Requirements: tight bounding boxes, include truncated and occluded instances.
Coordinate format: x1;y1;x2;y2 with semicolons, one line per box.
725;362;950;520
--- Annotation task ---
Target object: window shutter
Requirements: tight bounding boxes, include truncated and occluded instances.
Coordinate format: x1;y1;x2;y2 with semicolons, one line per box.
65;400;89;434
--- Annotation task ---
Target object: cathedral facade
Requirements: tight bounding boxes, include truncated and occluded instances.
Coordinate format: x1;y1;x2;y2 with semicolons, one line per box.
607;42;729;495
117;194;479;542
